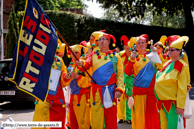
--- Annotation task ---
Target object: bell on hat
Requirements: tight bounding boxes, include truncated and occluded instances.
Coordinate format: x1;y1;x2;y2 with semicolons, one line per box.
169;36;189;49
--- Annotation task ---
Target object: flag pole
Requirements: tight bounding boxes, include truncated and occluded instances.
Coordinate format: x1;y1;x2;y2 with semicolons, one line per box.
56;31;96;84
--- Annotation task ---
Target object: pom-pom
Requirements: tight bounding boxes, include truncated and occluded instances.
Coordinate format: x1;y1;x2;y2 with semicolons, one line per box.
143;58;146;61
62;104;65;108
136;55;139;58
97;52;99;56
98;56;101;59
112;44;116;47
104;56;107;60
82;54;85;57
77;103;80;106
148;41;151;44
34;101;38;105
68;54;71;58
54;55;57;59
101;105;104;107
52;64;55;67
130;47;132;51
113;52;115;55
93;102;95;105
57;46;60;49
163;46;166;48
87;99;90;102
57;62;60;65
57;58;60;62
110;54;113;58
87;103;89;106
70;62;73;65
92;43;95;47
167;54;169;57
113;102;116;105
118;98;120;102
136;58;139;61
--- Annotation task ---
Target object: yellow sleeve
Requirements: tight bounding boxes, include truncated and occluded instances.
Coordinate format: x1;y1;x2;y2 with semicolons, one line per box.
155;53;165;70
115;54;124;92
177;65;190;109
60;59;69;88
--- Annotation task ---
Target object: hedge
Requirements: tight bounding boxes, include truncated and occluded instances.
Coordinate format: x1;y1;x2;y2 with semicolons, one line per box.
17;11;194;80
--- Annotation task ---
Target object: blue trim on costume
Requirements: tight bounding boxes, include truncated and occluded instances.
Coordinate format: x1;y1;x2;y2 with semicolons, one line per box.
133;61;155;88
92;61;114;85
102;84;116;103
70;79;81;94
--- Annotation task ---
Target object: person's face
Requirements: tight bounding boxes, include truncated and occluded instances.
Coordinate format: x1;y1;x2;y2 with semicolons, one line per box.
70;50;81;60
89;36;95;46
168;47;181;59
124;46;131;55
136;39;147;53
56;52;64;58
156;45;164;53
98;37;110;49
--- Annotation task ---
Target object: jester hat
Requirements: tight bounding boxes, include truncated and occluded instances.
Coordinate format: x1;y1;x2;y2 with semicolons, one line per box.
120;35;135;48
66;44;88;58
56;39;66;53
80;40;92;48
169;36;189;49
91;30;106;41
154;35;167;48
164;35;181;47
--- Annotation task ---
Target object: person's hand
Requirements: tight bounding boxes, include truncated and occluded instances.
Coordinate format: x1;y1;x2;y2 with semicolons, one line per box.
176;108;184;115
70;72;80;79
115;91;122;99
76;60;83;66
150;45;158;52
64;73;72;80
130;51;136;60
65;103;70;108
187;85;191;92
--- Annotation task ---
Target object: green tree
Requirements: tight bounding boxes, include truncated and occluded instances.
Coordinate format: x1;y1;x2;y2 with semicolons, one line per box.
15;0;87;12
96;0;194;29
5;6;19;58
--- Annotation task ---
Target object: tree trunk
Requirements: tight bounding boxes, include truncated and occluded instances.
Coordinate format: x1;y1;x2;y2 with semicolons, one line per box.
182;0;193;29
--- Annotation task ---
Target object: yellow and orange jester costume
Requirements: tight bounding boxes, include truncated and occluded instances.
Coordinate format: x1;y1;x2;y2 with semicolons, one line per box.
125;34;162;129
78;33;124;129
63;45;91;129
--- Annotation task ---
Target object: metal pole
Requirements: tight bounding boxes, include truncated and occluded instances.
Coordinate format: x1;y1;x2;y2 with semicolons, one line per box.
1;0;4;60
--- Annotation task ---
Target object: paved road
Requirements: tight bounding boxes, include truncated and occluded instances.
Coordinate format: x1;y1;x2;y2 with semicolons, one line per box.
1;87;194;129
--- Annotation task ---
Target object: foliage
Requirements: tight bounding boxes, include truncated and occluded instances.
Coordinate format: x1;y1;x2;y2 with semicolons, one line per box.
5;6;19;58
17;10;187;65
15;0;87;12
95;0;194;28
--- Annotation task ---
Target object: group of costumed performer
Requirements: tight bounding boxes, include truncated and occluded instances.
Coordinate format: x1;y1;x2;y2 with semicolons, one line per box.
76;32;124;129
117;35;134;124
124;34;164;129
32;39;67;129
155;36;191;129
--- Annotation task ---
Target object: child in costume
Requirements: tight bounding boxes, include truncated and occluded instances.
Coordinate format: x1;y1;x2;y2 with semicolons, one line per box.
155;36;191;129
76;32;124;129
124;34;163;129
117;35;134;124
63;44;91;129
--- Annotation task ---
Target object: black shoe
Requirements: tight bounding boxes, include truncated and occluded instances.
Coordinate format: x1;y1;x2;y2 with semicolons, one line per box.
118;119;125;123
126;120;132;124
